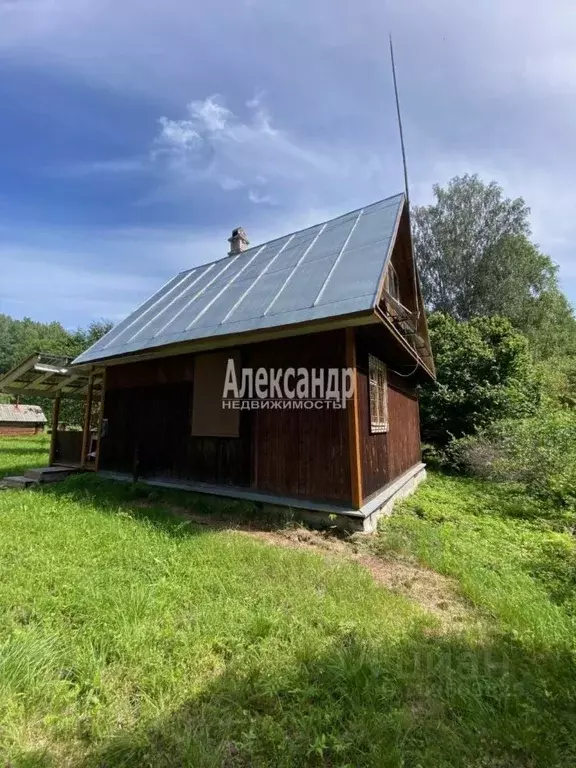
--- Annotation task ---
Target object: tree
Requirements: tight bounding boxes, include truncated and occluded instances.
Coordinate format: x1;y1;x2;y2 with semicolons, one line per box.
413;175;576;358
0;316;113;375
413;175;530;319
0;315;113;425
420;313;538;445
0;314;74;374
68;320;114;359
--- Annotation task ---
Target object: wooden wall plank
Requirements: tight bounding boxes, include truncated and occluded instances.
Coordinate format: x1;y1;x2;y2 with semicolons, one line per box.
356;331;421;502
345;328;363;508
55;431;84;466
0;426;41;437
98;329;351;502
250;330;352;504
94;369;107;472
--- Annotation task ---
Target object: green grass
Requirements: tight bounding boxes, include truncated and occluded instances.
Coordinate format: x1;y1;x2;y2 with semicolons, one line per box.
0;438;575;766
0;434;51;477
375;473;576;646
374;472;576;766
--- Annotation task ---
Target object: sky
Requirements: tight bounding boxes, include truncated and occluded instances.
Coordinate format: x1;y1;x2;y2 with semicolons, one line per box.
0;0;575;329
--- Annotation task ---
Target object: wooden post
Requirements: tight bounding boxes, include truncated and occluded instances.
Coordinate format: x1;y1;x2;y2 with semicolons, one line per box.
81;373;95;469
48;395;61;467
94;369;107;472
345;327;363;509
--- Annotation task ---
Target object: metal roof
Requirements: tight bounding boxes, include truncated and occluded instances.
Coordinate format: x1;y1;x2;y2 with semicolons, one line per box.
74;193;405;365
0;354;101;400
0;403;47;424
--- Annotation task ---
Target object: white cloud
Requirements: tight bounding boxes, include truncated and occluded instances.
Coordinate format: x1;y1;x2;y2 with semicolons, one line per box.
47;157;148;177
151;94;388;207
0;205;354;327
54;92;385;209
248;189;275;205
1;0;576;309
46;91;389;214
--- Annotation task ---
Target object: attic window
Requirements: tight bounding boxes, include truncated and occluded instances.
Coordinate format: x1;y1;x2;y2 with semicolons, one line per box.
368;354;389;434
388;264;400;303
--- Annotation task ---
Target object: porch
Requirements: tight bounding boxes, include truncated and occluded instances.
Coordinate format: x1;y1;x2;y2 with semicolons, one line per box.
0;353;105;478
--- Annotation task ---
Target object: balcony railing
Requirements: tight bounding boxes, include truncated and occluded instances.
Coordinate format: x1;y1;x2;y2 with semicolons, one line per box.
380;290;432;364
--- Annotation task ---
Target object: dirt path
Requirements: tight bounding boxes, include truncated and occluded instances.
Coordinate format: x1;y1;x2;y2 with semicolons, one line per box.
241;527;475;631
134;500;476;631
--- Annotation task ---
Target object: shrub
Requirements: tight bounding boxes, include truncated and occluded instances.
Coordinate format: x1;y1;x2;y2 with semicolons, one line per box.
421;313;538;445
420;443;449;471
536;355;576;410
498;411;576;510
448;433;506;479
449;410;576;516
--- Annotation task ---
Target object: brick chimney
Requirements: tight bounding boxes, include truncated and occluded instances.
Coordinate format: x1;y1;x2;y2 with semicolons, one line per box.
228;227;249;256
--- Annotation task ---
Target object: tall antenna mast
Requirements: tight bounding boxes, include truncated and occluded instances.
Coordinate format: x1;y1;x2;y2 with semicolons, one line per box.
389;35;421;323
389;35;410;205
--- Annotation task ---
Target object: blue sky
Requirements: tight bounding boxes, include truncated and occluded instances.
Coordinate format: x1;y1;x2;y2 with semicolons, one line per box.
0;0;575;329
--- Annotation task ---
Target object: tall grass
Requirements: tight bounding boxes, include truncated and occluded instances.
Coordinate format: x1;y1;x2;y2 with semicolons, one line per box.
377;473;576;645
0;441;574;765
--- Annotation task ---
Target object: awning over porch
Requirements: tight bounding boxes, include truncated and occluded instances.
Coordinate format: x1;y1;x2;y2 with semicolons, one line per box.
0;353;105;471
0;353;102;399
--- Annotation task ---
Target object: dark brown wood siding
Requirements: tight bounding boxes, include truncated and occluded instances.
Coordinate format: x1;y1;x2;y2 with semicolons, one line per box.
250;330;351;504
356;333;421;501
387;381;421;480
101;375;251;487
381;206;417;315
99;329;351;503
54;430;83;465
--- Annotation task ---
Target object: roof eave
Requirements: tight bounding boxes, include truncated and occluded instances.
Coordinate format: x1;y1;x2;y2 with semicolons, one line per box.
71;310;380;369
370;194;406;311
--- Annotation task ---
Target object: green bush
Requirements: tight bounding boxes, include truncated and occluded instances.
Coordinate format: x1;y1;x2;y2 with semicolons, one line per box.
448;432;506;479
449;410;576;516
498;411;576;509
420;313;538;445
536;355;576;409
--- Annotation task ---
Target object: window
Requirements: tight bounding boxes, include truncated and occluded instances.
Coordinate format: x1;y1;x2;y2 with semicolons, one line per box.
369;354;389;434
388;264;400;303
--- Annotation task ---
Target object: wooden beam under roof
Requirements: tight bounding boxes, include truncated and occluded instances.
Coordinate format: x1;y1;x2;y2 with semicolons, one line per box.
0;352;99;399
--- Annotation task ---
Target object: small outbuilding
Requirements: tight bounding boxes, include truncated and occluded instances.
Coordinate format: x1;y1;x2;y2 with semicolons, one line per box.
0;403;47;436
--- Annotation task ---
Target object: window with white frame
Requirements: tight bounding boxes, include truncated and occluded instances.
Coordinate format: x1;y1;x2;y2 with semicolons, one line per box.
369;354;389;434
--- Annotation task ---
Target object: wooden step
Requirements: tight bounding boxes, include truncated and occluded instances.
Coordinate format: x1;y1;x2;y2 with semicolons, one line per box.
1;476;39;490
24;466;78;484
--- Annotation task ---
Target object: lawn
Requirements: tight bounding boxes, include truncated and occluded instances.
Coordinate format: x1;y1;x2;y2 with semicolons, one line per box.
0;436;574;766
0;433;51;477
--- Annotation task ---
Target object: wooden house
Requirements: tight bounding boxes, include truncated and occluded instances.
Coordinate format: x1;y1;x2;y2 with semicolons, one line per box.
75;192;435;529
0;403;47;436
0;193;435;530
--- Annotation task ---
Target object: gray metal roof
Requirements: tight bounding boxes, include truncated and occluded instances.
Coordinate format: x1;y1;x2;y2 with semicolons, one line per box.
0;404;47;424
74;193;405;365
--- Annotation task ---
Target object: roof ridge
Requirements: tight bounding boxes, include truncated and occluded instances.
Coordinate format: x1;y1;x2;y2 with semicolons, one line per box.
175;192;405;277
73;191;407;366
